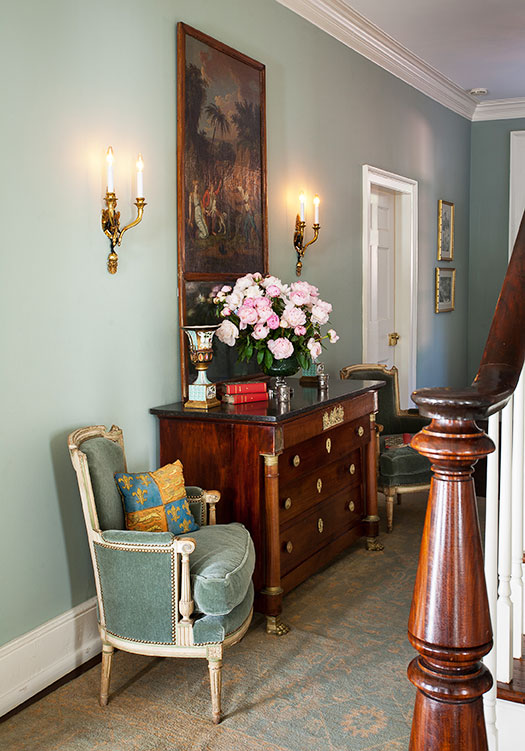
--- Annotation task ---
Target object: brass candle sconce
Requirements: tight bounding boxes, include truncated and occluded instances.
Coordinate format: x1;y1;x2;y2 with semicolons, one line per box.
293;192;320;276
101;147;146;274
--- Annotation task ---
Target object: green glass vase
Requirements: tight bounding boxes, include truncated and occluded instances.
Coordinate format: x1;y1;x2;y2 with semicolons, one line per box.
261;353;300;378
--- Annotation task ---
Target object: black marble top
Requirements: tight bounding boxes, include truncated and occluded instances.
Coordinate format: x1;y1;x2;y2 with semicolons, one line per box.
150;378;384;424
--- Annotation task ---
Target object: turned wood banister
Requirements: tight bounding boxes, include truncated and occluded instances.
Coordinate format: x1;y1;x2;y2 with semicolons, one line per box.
407;209;525;751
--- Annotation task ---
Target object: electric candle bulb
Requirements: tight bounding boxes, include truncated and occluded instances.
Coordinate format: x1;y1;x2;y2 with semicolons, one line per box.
136;153;144;197
299;192;305;222
106;146;114;193
313;194;320;224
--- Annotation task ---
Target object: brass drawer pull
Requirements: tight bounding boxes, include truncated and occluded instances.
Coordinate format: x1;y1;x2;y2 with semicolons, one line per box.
317;518;324;533
325;437;332;454
316;478;323;493
357;426;365;437
348;500;355;512
293;454;300;467
284;497;292;510
285;541;294;553
349;463;356;475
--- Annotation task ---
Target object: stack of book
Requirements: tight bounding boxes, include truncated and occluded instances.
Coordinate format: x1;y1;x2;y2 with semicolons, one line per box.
221;381;268;404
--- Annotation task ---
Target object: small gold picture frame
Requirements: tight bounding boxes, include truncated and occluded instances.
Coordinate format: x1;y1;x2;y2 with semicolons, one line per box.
437;199;454;261
435;267;456;313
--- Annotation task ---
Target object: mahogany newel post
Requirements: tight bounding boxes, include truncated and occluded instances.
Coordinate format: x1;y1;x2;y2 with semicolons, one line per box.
407;418;494;750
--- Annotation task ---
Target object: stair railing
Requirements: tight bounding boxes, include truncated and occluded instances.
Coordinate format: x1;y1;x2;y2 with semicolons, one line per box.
407;210;525;750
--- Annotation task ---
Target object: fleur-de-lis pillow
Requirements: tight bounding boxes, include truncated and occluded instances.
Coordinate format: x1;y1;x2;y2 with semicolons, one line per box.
115;461;199;535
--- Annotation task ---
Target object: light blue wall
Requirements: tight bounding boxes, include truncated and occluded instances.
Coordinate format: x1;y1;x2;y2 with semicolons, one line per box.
468;118;525;379
1;0;471;646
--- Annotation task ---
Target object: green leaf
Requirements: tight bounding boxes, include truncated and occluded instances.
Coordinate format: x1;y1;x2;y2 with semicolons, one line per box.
264;349;273;369
257;349;264;365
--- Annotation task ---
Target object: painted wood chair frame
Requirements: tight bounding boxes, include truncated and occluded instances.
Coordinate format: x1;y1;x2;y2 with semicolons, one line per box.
68;424;253;723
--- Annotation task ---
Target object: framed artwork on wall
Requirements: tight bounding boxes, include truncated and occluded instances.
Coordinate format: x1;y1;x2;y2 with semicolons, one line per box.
437;199;454;261
435;267;456;313
177;22;268;398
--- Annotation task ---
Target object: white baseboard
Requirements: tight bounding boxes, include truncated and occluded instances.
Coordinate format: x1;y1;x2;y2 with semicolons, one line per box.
497;698;525;749
0;597;101;718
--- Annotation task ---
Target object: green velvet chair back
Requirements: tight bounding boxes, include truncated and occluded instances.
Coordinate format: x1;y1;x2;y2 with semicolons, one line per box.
340;364;404;434
80;436;126;531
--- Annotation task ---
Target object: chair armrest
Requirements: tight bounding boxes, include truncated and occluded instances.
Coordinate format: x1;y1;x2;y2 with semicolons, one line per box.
204;490;221;525
93;532;196;645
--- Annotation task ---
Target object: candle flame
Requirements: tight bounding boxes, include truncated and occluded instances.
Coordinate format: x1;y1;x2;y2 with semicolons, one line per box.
313;194;320;206
299;191;305;203
136;153;144;172
106;146;114;165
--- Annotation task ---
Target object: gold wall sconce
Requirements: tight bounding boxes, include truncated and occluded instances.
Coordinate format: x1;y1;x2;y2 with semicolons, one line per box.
101;146;146;274
293;191;320;276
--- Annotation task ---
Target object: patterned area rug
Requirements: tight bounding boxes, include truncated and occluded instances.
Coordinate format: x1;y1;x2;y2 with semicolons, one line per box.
1;492;436;751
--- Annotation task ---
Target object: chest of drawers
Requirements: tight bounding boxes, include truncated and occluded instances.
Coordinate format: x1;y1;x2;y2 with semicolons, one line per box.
151;378;382;633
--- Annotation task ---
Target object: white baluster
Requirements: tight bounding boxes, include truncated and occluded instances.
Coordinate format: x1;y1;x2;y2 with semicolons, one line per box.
511;372;524;658
484;412;500;751
497;401;513;683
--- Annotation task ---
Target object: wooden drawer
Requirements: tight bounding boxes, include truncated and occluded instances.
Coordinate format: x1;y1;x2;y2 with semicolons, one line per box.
279;417;370;485
279;449;362;525
280;487;363;577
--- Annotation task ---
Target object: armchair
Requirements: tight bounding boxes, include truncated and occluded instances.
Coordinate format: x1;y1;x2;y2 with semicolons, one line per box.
340;364;431;532
68;425;255;723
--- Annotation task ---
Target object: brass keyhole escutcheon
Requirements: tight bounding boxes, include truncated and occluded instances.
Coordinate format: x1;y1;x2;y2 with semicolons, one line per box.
285;541;293;553
388;332;400;346
316;478;323;493
357;426;364;437
317;518;324;533
326;437;331;454
293;454;300;467
284;497;292;510
349;463;356;475
348;500;355;512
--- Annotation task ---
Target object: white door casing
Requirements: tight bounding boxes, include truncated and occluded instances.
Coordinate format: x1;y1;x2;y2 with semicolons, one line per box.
362;165;419;409
368;186;395;368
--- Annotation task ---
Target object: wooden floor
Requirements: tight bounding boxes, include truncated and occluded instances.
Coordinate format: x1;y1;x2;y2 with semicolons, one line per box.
498;636;525;704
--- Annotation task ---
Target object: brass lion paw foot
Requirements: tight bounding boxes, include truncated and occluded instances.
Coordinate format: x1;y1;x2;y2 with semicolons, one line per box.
366;537;384;551
266;616;291;636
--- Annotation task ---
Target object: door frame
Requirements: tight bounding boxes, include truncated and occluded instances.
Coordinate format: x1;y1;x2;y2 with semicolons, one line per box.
362;165;419;406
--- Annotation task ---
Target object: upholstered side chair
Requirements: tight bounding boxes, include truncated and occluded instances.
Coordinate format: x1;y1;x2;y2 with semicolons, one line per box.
340;364;431;532
68;424;255;723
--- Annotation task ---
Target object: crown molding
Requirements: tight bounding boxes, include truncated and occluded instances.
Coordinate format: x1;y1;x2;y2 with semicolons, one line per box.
472;98;525;122
276;0;478;120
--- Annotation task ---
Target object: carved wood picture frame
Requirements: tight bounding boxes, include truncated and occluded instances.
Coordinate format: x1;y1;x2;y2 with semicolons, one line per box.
177;23;269;398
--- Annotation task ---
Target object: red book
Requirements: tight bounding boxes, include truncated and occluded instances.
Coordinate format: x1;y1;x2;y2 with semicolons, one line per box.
222;392;269;404
222;381;267;395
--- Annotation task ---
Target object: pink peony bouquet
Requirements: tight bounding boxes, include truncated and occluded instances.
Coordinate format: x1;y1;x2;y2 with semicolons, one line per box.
213;273;339;372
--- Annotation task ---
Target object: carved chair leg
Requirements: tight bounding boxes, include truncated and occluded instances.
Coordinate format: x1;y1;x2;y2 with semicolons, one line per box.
100;643;114;706
385;490;395;533
208;655;223;724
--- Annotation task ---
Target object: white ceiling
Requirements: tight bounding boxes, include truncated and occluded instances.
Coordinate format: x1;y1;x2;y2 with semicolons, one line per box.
344;0;525;101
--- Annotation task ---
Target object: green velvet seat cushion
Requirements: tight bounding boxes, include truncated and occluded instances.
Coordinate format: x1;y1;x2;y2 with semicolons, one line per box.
193;581;254;644
379;440;431;488
182;523;255;616
81;437;126;530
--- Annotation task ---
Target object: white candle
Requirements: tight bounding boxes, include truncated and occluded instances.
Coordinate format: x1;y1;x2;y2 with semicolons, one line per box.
106;146;114;193
299;192;305;222
313;194;320;224
136;153;144;197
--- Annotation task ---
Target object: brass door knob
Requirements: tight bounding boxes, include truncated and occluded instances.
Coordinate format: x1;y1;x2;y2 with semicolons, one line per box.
349;463;356;475
357;426;364;437
317;518;324;533
285;541;294;553
316;478;323;493
325;437;332;454
348;500;355;512
284;497;292;510
293;454;300;467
